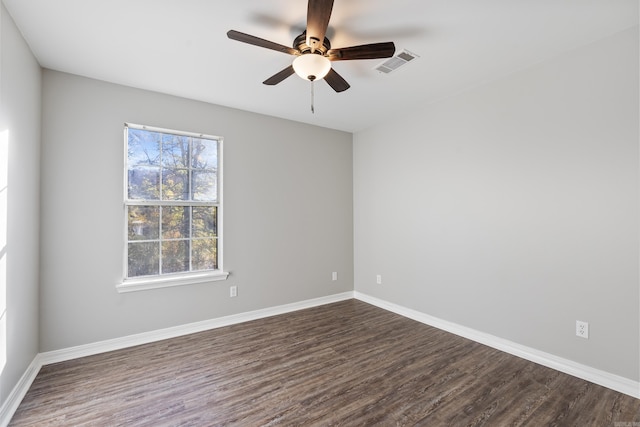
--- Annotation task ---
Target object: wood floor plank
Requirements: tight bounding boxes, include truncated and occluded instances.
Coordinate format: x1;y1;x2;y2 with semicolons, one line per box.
9;300;640;426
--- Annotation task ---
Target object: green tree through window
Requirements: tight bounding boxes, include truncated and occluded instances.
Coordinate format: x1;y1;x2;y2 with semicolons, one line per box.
125;124;221;279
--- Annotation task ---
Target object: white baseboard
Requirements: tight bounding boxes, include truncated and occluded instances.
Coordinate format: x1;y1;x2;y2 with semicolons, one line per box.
0;354;43;427
354;291;640;399
40;291;355;365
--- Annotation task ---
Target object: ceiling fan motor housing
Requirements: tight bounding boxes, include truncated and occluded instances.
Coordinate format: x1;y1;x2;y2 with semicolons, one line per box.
294;32;331;55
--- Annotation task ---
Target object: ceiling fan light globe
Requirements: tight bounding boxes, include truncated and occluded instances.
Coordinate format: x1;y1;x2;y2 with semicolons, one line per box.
293;54;331;81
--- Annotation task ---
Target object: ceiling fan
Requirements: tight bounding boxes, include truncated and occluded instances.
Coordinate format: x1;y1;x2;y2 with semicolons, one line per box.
227;0;396;93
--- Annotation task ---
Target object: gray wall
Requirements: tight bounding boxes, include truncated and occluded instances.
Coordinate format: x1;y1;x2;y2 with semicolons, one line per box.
0;4;41;403
40;70;353;351
353;27;639;381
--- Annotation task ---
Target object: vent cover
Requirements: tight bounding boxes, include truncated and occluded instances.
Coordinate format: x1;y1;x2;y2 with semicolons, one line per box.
375;49;419;74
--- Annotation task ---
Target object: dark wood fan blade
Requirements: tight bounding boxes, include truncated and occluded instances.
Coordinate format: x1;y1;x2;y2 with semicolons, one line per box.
227;30;299;56
327;42;395;61
263;65;295;85
306;0;334;52
324;68;350;92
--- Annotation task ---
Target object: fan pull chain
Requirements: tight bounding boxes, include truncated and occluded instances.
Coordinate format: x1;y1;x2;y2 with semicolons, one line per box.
310;80;315;114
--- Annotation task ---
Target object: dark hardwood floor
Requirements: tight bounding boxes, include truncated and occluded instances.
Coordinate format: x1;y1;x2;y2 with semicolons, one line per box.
10;300;640;426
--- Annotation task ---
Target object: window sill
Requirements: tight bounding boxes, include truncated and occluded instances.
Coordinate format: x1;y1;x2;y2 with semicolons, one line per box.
116;270;229;293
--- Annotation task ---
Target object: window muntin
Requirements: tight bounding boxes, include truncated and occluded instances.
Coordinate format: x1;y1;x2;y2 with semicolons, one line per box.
124;124;222;281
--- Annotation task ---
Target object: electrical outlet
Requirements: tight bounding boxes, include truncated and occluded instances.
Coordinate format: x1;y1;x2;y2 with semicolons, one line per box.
332;272;338;281
576;320;589;339
230;286;237;298
376;274;382;285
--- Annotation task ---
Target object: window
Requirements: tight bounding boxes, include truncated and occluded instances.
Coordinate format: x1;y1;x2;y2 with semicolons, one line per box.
119;123;228;292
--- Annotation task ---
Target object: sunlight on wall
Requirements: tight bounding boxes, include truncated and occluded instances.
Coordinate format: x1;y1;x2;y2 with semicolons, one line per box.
0;129;8;375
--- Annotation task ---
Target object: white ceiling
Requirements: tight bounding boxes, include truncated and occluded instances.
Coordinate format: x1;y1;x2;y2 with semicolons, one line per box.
3;0;638;132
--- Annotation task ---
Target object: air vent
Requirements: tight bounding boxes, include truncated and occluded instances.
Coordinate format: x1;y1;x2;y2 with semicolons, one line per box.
375;49;419;74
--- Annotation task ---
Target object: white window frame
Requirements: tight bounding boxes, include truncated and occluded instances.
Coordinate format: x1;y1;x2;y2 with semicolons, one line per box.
117;123;229;293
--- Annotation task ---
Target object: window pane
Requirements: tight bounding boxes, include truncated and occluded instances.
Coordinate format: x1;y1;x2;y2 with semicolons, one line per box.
128;206;159;240
192;171;217;202
192;206;217;238
126;125;222;279
128;166;160;200
162;134;190;168
128;242;159;277
192;138;217;170
162;206;189;239
128;128;160;166
162;240;189;274
192;238;217;271
162;168;189;200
